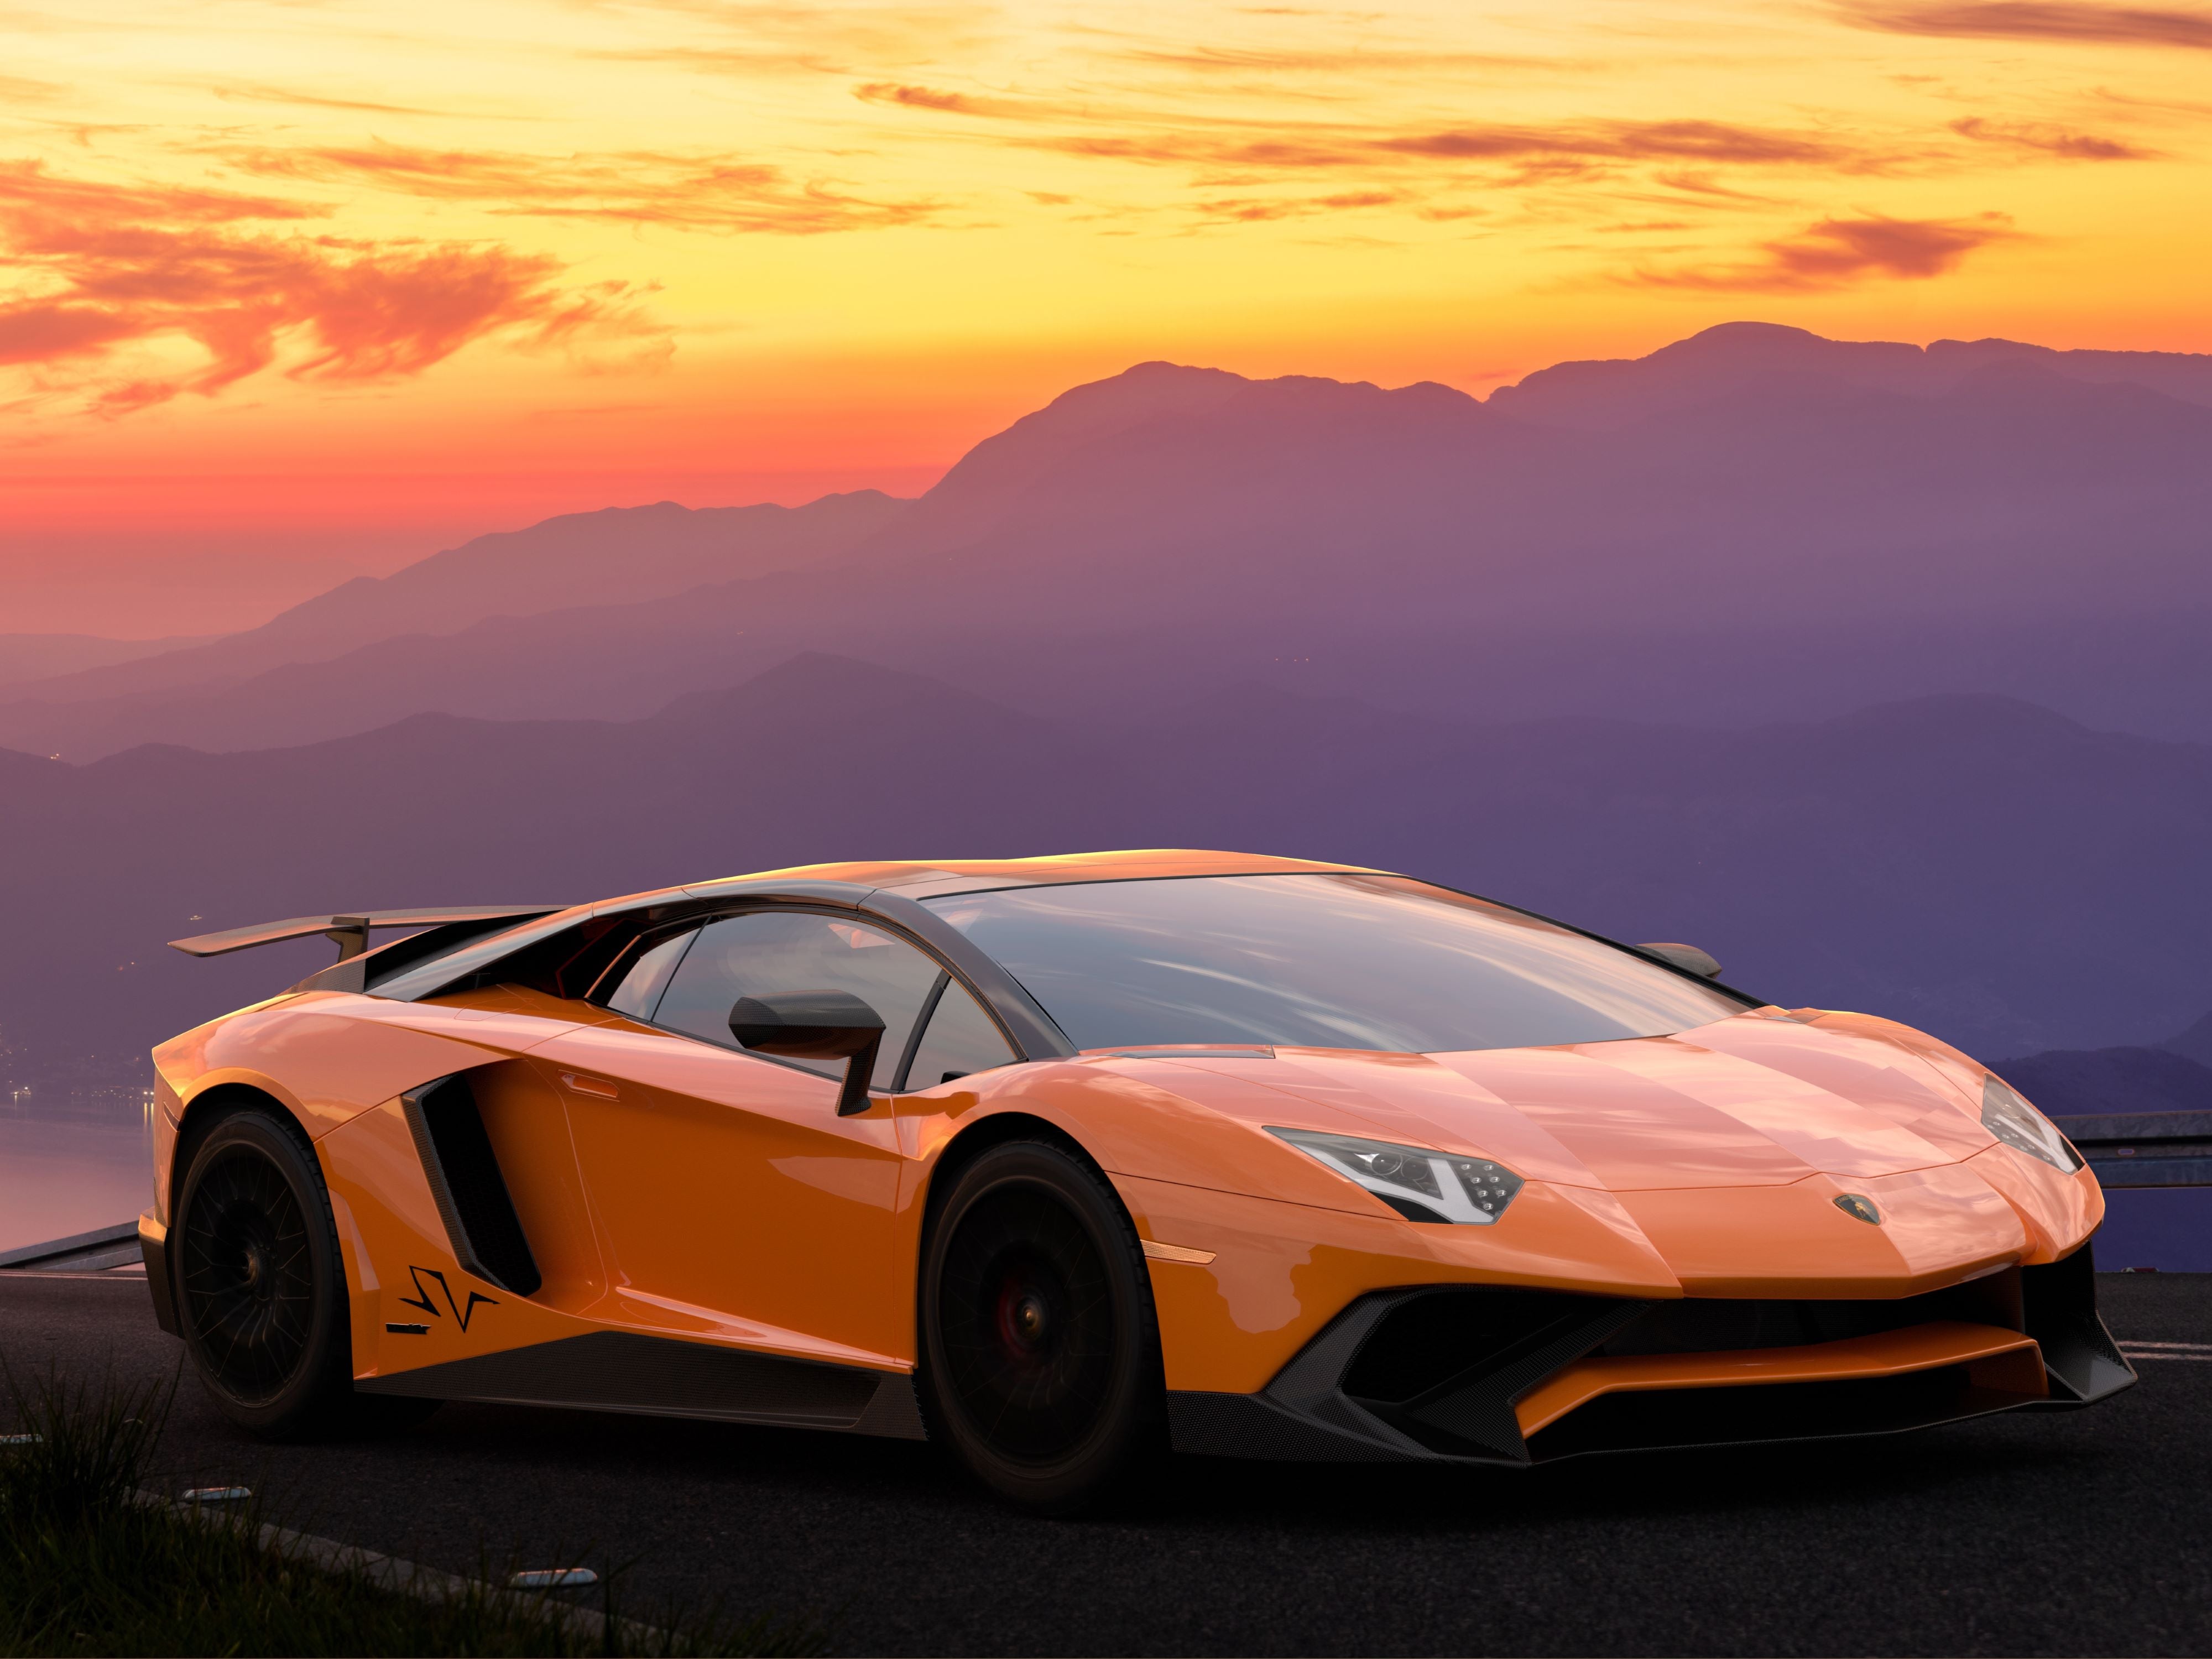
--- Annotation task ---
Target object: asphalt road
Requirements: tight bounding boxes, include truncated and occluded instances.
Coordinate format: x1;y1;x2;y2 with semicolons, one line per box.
3;1271;2208;1657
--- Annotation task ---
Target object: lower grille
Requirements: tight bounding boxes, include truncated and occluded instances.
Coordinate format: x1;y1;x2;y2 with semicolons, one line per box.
1525;1359;2039;1461
1596;1271;2025;1359
1344;1289;1612;1402
1343;1290;1646;1460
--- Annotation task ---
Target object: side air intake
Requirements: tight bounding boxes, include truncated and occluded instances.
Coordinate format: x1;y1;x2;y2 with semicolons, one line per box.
400;1073;542;1297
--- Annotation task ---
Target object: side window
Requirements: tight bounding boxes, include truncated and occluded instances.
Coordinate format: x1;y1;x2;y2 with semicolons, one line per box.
604;928;697;1021
900;979;1017;1091
652;912;945;1089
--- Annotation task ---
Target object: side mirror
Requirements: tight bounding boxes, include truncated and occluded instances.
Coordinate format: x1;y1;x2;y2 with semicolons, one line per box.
729;989;885;1116
1638;942;1723;979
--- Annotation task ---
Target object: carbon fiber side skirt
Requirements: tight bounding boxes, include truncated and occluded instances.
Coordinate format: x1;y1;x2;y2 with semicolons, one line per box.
358;1329;928;1440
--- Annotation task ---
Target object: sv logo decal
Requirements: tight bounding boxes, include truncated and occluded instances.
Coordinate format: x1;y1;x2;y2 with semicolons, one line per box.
399;1265;498;1331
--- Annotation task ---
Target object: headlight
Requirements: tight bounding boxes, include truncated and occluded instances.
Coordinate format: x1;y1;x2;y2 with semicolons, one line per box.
1981;1074;2082;1172
1267;1127;1523;1224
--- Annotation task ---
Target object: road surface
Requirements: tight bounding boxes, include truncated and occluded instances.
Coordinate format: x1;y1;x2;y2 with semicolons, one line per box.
3;1271;2206;1656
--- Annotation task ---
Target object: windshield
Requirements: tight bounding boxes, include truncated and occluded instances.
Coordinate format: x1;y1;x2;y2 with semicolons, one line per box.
921;874;1746;1054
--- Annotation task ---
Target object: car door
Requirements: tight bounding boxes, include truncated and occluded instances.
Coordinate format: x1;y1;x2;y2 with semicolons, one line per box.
528;909;945;1366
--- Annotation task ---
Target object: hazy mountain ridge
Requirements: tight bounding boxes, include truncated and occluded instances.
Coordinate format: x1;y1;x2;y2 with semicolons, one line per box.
1491;320;2212;430
2168;1010;2212;1070
1991;1045;2212;1120
8;324;2212;760
9;490;907;709
5;322;2209;1099
9;320;2212;763
4;659;2209;1091
0;633;220;690
253;489;905;648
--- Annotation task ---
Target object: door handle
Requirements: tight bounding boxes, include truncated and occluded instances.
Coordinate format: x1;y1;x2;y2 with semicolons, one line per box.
559;1071;620;1100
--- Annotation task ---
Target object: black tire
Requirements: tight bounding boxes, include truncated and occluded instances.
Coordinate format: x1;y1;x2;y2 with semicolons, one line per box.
919;1139;1165;1514
173;1106;437;1439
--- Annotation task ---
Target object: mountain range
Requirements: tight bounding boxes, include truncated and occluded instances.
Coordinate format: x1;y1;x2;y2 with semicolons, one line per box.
4;319;2211;1092
4;321;2210;763
4;655;2211;1093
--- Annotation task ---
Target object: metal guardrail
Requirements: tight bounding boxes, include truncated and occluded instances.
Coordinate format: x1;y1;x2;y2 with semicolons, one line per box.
2053;1112;2212;1188
0;1222;142;1273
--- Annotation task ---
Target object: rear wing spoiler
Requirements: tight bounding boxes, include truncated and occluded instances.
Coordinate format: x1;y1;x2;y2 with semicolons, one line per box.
169;906;566;963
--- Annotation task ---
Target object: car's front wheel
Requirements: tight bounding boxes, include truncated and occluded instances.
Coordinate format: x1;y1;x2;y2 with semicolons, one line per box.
919;1139;1165;1513
173;1105;436;1438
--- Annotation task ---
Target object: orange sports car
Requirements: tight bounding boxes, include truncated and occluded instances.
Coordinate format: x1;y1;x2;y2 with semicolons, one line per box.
143;850;2132;1511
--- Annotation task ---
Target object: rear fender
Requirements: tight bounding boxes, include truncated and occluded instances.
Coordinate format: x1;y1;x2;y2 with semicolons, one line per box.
156;995;528;1139
319;1070;599;1385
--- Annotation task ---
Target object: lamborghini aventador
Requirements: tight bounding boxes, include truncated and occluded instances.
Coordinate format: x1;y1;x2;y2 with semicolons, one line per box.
143;851;2132;1511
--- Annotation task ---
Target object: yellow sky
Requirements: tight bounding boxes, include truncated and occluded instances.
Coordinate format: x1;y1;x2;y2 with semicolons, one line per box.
3;0;2210;631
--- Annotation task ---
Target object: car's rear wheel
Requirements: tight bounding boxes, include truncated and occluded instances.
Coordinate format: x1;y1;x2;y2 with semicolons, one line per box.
174;1106;437;1438
919;1139;1164;1513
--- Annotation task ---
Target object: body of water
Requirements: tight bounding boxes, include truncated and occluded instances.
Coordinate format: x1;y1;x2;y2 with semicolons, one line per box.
0;1097;153;1256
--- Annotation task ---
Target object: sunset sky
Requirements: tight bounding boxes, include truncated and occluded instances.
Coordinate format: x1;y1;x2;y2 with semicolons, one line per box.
6;0;2211;635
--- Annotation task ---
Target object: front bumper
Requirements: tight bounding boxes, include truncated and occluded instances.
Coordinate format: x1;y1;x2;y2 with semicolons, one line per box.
1166;1245;2135;1465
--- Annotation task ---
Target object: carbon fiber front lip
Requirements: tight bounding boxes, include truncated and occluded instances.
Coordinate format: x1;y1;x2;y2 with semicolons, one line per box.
1166;1264;2135;1466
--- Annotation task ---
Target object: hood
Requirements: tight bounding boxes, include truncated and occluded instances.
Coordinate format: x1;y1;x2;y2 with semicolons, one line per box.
1135;1009;2001;1193
1090;1010;2101;1294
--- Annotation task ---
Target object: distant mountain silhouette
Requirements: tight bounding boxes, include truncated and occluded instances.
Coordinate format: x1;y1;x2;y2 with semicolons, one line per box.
3;326;2210;1111
1991;1046;2212;1118
886;360;1249;556
2167;1010;2212;1069
4;661;2210;1092
1491;320;2212;430
12;491;905;708
7;323;2212;760
0;633;216;690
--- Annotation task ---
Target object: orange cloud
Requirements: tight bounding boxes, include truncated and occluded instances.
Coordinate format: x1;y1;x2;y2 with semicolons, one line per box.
1839;2;2212;48
0;163;312;229
1950;116;2154;157
853;86;1915;179
225;140;940;234
593;4;1002;80
1378;121;1853;166
0;159;665;418
207;85;491;119
1110;45;1600;74
854;82;1050;119
1025;118;1908;190
1625;212;2017;290
0;74;64;105
1191;188;1401;221
0;301;139;365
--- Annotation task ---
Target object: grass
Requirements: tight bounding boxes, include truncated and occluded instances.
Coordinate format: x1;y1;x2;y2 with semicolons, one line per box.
0;1371;822;1657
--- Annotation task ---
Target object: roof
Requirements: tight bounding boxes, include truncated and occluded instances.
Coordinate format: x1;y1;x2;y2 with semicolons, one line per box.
680;848;1380;901
171;853;1388;1006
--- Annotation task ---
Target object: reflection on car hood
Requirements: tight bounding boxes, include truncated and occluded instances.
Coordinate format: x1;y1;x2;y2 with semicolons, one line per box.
1141;1010;2002;1192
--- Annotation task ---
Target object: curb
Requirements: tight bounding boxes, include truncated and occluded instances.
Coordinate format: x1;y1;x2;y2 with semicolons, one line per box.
133;1488;662;1648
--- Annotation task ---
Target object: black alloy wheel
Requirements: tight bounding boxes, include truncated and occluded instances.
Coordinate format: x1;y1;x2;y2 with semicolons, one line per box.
180;1138;316;1401
920;1140;1164;1512
173;1107;434;1438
